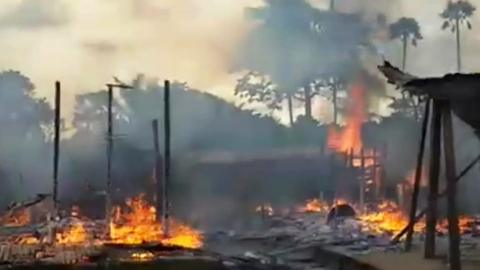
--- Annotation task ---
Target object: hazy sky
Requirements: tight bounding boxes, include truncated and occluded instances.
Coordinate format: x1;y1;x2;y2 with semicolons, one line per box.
0;0;479;120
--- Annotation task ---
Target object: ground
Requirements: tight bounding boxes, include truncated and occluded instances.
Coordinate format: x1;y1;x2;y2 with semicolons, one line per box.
355;246;480;270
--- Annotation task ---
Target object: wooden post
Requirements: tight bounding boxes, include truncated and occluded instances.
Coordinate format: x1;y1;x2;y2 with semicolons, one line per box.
152;119;162;220
105;85;113;235
425;100;442;258
405;99;431;251
53;82;61;212
372;147;379;199
163;80;171;237
359;147;365;209
442;101;461;270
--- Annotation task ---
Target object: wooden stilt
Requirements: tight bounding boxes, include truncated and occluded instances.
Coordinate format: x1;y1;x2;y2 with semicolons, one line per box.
163;80;171;237
360;147;365;209
405;99;431;251
105;85;113;236
424;100;442;258
442;101;461;270
152;119;162;220
372;147;379;199
53;82;61;212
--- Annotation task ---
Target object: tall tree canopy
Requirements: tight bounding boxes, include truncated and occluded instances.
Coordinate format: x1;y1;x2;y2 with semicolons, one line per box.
441;0;476;71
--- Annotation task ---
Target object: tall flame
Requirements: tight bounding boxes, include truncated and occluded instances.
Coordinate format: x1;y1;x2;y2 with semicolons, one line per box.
327;83;366;153
109;194;203;249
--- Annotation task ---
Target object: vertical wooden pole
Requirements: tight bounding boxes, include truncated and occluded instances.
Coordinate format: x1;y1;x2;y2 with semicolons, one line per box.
152;119;162;220
372;147;379;199
442;101;461;270
105;85;113;235
53;82;61;212
360;147;365;209
163;80;171;237
425;100;442;258
405;99;431;251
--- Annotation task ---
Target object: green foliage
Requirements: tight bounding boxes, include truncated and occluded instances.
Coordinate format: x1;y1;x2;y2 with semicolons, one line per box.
441;0;476;32
389;17;423;46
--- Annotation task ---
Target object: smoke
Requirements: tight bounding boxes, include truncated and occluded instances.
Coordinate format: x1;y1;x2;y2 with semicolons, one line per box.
0;0;261;120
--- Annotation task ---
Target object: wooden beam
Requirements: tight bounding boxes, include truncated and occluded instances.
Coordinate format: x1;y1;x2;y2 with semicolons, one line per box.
425;100;442;258
442;101;461;270
405;99;431;251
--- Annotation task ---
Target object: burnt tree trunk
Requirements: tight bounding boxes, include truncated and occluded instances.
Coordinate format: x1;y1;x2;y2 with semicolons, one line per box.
53;82;61;211
456;18;461;72
442;101;461;270
425;100;442;258
402;34;408;71
163;80;171;237
152;119;163;221
405;99;431;251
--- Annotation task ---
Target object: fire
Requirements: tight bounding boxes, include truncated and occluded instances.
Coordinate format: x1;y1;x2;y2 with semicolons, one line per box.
17;235;40;245
438;216;476;234
358;200;424;235
1;209;31;227
334;198;350;206
255;204;274;216
327;83;366;153
109;194;203;249
131;251;155;261
297;199;329;213
56;222;88;245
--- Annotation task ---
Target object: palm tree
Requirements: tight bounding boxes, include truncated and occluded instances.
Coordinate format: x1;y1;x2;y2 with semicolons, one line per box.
389;17;423;71
441;0;476;72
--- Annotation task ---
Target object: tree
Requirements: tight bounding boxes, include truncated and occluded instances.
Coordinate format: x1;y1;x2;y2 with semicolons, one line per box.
235;0;325;123
389;17;423;71
0;71;53;201
234;71;283;119
441;0;476;72
315;72;347;125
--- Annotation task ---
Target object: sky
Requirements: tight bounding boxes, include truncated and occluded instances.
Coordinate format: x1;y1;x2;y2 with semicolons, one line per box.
0;0;479;121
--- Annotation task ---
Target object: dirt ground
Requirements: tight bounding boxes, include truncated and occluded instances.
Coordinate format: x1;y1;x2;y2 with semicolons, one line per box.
356;249;480;270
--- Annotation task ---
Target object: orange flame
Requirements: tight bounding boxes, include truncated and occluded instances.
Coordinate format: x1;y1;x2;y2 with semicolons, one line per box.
328;83;366;153
297;199;329;213
109;194;203;249
437;216;476;234
56;222;88;245
358;200;424;236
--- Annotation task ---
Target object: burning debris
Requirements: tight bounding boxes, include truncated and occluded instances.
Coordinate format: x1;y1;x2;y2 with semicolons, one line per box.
109;193;203;249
